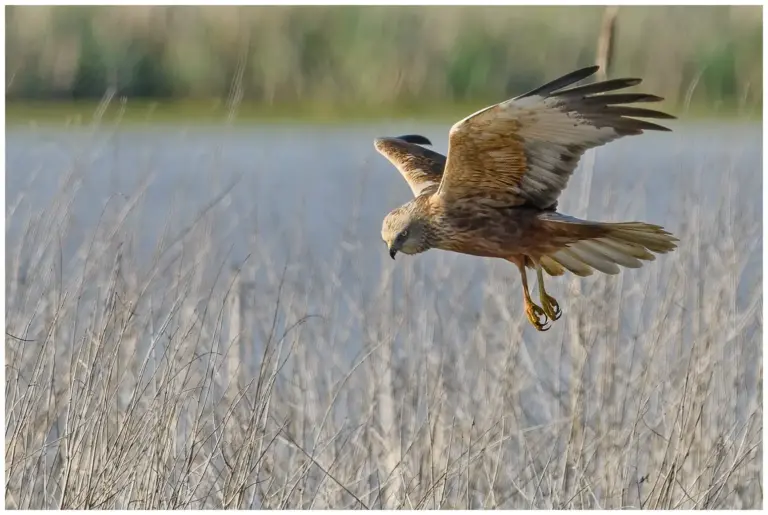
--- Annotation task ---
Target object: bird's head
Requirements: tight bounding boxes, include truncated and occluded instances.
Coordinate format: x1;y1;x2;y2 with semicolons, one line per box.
381;203;433;260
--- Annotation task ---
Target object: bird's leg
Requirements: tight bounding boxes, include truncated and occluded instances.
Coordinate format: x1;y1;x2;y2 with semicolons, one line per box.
536;264;562;321
514;259;550;332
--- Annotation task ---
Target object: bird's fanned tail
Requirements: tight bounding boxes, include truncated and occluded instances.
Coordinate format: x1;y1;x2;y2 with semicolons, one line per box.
540;221;678;277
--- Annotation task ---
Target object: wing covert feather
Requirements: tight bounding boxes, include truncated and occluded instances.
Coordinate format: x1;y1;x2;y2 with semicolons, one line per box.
436;66;675;208
374;136;446;197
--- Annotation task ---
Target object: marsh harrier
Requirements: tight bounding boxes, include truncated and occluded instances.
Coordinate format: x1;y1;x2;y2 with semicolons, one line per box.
375;66;677;331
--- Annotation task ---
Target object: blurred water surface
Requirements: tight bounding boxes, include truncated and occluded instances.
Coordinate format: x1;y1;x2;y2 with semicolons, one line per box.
6;121;761;271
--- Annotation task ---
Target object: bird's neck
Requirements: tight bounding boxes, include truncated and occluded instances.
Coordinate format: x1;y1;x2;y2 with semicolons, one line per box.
411;196;449;251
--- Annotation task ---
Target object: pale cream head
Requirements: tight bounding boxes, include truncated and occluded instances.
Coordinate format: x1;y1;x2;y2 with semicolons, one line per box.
381;203;431;259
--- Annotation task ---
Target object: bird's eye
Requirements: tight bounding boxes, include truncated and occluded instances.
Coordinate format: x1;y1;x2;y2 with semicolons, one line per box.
400;229;409;239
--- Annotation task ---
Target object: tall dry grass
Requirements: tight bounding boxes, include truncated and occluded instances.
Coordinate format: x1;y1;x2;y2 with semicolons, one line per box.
5;113;762;509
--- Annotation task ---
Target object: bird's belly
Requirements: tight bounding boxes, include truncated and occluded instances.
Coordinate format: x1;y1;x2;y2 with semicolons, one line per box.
438;222;528;258
435;205;545;258
439;233;520;257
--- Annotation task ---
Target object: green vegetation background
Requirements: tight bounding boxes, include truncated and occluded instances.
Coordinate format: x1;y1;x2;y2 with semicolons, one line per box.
6;5;762;122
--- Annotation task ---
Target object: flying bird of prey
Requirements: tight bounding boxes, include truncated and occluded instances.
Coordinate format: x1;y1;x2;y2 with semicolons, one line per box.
375;65;678;331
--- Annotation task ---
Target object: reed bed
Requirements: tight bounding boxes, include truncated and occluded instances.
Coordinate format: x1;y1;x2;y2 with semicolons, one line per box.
5;116;762;509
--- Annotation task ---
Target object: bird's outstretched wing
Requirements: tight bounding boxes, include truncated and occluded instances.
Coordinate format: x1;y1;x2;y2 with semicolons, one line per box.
374;135;446;197
436;66;675;209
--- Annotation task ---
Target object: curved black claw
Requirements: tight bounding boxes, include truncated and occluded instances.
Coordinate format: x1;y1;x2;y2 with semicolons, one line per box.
542;294;562;321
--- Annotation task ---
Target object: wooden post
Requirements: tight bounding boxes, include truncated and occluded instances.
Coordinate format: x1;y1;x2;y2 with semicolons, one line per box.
562;8;621;505
596;6;619;81
576;5;619;219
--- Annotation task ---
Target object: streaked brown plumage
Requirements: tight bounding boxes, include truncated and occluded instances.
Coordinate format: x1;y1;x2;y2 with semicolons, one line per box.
376;66;678;331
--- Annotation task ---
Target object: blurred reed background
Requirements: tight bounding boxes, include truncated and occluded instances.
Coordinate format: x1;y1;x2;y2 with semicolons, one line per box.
5;5;762;118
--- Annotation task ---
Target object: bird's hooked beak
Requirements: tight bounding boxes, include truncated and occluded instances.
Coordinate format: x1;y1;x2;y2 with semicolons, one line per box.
389;246;397;260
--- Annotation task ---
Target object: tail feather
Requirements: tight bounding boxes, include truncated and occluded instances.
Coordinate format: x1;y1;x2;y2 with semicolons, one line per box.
543;219;677;277
606;223;678;253
564;244;621;275
594;237;655;260
578;240;643;269
549;249;595;277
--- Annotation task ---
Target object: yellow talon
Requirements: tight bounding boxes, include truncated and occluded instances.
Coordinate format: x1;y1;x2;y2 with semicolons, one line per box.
540;292;561;321
537;265;562;322
513;257;552;332
525;300;551;331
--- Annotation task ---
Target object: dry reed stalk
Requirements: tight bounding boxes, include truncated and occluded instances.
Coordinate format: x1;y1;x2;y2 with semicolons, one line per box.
4;106;761;508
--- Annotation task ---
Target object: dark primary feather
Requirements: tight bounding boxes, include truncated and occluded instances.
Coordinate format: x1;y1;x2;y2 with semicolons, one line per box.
515;65;599;100
394;134;433;145
516;67;675;133
580;93;664;105
602;106;675;119
537;69;675;134
554;77;642;97
374;136;446;197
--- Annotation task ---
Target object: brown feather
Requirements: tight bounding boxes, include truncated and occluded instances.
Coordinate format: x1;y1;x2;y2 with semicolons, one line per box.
374;136;445;197
434;67;675;209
